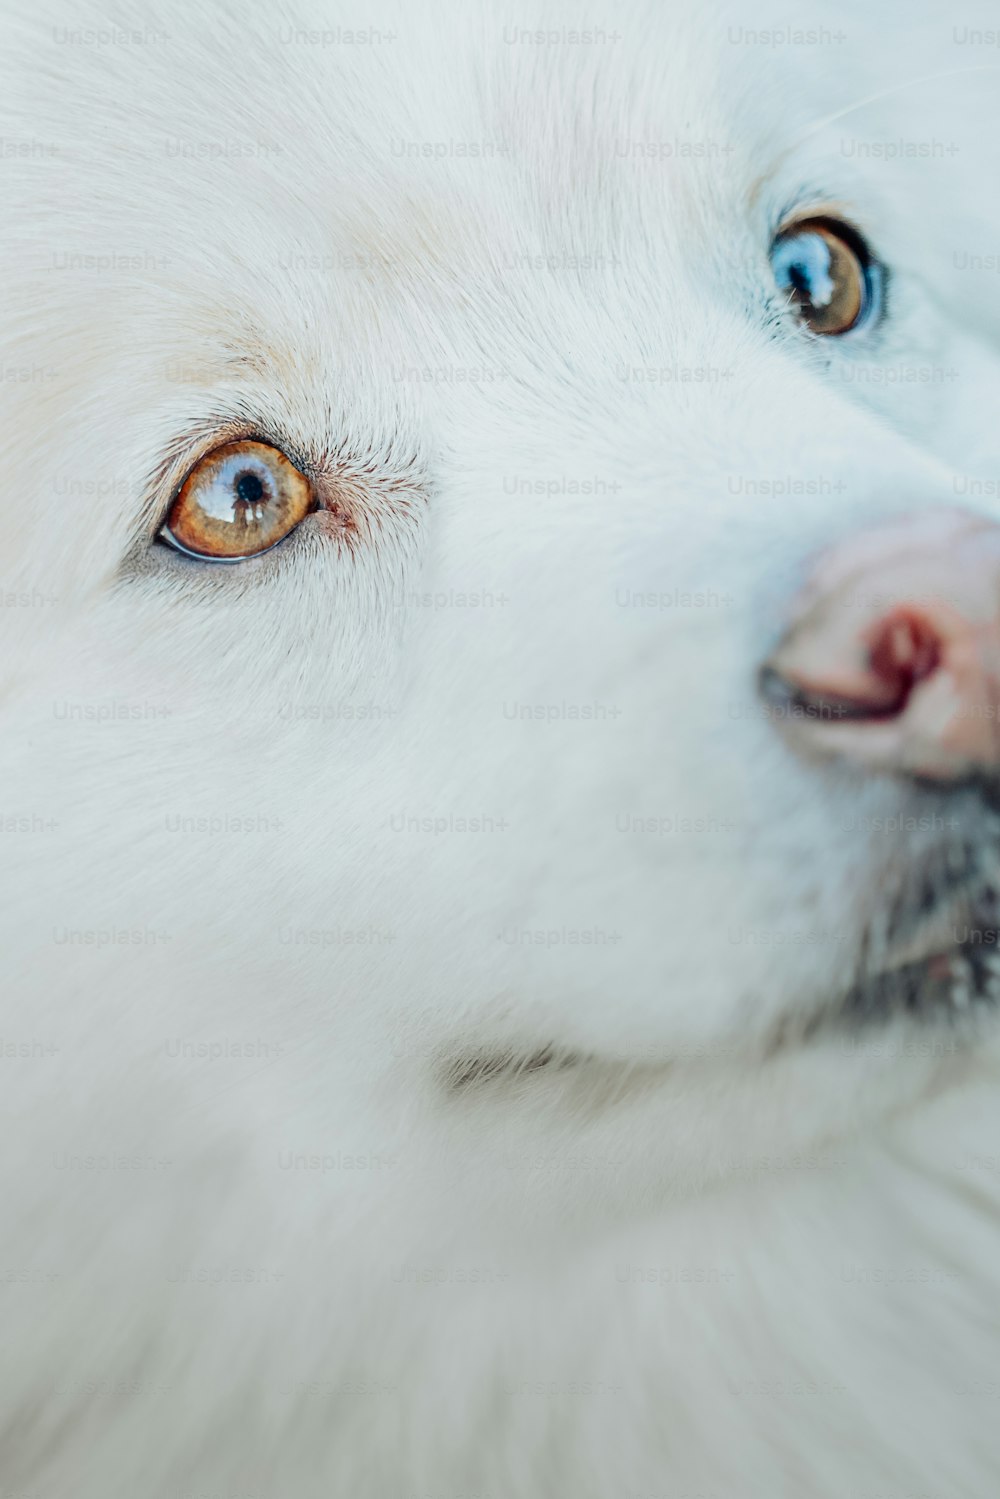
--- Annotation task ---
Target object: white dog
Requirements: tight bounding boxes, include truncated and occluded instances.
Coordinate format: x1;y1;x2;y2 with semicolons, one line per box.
3;0;1000;1493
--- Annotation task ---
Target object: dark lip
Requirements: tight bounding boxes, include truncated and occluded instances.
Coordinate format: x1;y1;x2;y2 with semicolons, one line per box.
449;910;1000;1085
831;886;1000;1031
450;819;1000;1083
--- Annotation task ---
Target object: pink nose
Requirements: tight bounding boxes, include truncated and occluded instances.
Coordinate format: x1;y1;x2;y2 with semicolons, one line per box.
763;509;1000;780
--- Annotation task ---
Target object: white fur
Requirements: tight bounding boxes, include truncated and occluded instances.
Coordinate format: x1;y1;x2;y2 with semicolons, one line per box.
3;0;1000;1492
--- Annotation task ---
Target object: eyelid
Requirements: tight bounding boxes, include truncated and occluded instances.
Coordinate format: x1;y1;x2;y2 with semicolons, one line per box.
158;525;290;564
775;212;874;266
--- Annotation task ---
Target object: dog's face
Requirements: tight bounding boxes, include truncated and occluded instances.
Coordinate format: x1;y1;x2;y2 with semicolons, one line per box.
5;0;1000;1228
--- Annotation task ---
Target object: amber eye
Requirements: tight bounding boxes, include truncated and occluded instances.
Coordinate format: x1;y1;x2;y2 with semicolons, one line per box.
770;218;881;336
160;440;314;561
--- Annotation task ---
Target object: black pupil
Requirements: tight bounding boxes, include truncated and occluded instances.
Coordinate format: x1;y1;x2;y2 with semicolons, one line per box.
235;471;266;505
788;263;812;299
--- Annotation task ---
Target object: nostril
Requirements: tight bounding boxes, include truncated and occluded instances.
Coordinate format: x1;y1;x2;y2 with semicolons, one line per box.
762;607;931;724
865;608;942;712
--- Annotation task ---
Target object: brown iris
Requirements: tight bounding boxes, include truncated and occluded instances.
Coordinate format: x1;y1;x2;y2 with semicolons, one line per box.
770;218;874;336
161;440;314;560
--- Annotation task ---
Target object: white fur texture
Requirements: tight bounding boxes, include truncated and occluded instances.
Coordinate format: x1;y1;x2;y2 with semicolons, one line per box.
3;0;1000;1493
